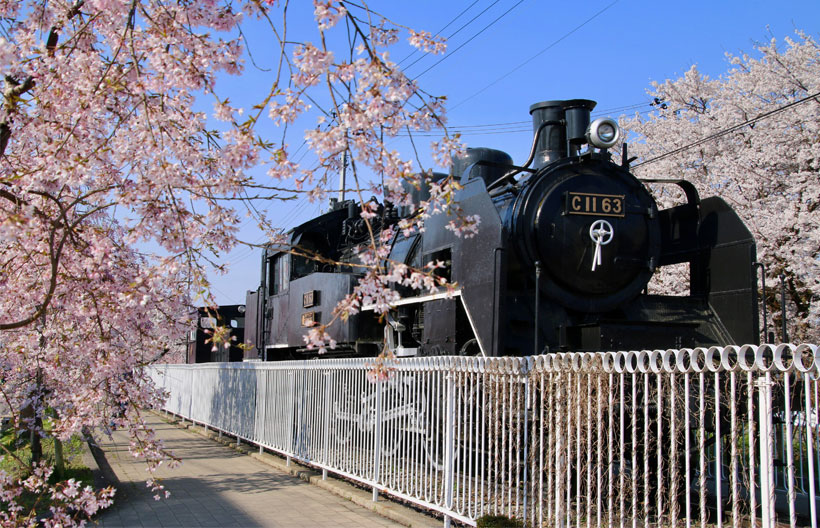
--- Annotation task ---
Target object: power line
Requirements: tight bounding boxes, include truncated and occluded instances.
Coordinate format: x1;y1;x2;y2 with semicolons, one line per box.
433;102;650;131
226;191;318;266
391;101;655;137
446;120;528;129
398;126;530;137
596;101;652;115
633;91;820;169
397;0;486;68
402;0;504;72
413;0;527;79
450;0;619;111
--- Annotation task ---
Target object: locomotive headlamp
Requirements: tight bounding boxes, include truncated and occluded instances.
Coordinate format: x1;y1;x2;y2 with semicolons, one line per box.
586;118;621;149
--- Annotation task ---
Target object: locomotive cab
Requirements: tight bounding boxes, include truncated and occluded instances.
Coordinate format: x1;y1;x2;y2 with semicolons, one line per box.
244;201;388;360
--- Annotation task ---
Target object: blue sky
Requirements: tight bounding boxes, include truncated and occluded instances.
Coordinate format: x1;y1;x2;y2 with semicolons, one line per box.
205;0;819;306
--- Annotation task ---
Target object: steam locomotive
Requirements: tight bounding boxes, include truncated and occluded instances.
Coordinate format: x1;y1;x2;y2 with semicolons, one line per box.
242;98;759;360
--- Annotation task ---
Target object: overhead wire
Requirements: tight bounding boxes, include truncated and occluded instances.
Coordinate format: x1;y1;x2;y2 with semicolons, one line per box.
388;1;636;144
269;0;626;171
390;101;655;137
412;0;527;79
226;195;316;267
401;0;504;72
397;0;485;68
449;0;620;111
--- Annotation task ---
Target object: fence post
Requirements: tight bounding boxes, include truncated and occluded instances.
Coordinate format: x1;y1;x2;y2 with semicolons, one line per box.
289;371;296;455
443;370;456;528
757;374;775;528
188;368;195;422
372;378;383;501
804;375;817;527
714;371;722;525
254;367;265;450
294;370;303;459
522;361;530;521
322;372;332;480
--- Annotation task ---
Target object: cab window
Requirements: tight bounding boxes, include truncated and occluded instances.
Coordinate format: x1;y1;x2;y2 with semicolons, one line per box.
269;253;289;295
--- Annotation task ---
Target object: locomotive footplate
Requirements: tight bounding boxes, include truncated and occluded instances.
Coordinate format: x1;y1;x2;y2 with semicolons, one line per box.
559;320;704;352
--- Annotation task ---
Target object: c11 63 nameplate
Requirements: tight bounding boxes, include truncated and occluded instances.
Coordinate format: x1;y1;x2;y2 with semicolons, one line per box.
565;192;625;218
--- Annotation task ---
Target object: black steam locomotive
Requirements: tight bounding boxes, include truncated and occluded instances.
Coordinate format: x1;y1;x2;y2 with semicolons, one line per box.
243;99;759;360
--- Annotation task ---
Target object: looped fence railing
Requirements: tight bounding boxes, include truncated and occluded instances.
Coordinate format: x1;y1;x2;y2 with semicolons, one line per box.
148;344;820;527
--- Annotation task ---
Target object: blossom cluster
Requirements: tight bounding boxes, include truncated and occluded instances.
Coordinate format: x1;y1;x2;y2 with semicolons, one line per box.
314;0;348;30
0;462;116;526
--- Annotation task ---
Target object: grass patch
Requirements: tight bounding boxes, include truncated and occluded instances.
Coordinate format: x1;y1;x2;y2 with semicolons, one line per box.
476;515;525;528
1;422;95;520
1;426;92;483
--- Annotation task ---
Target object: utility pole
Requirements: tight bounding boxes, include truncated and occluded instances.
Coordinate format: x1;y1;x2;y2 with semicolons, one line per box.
339;149;348;203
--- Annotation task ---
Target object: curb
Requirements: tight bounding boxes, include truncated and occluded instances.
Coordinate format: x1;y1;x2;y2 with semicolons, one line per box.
158;413;440;528
83;430;121;492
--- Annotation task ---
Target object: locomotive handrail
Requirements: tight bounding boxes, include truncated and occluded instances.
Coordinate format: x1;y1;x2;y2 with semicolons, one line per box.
360;288;461;311
639;178;701;207
486;119;562;191
460;159;534;184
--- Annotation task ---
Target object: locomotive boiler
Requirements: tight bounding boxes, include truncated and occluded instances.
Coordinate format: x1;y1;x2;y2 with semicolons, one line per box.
243;99;759;359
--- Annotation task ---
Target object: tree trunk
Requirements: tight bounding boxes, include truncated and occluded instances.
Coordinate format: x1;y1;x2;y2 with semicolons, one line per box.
53;436;64;479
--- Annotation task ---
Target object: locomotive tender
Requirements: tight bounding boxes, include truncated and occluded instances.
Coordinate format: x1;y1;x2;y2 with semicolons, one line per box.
244;99;759;360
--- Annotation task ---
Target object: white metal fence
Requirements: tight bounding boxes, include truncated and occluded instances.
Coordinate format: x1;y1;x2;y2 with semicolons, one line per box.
148;344;820;527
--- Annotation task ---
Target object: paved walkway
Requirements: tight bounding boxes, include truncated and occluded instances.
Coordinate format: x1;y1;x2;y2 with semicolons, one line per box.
92;413;418;528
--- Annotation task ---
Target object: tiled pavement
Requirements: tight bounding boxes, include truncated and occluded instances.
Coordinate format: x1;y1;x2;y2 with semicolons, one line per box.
92;413;433;527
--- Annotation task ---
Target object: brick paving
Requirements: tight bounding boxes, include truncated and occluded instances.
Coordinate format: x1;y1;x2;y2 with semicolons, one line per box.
93;413;409;528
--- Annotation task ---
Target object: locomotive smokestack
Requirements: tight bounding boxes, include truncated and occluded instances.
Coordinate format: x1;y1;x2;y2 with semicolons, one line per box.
564;100;596;149
529;99;596;168
529;101;565;168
